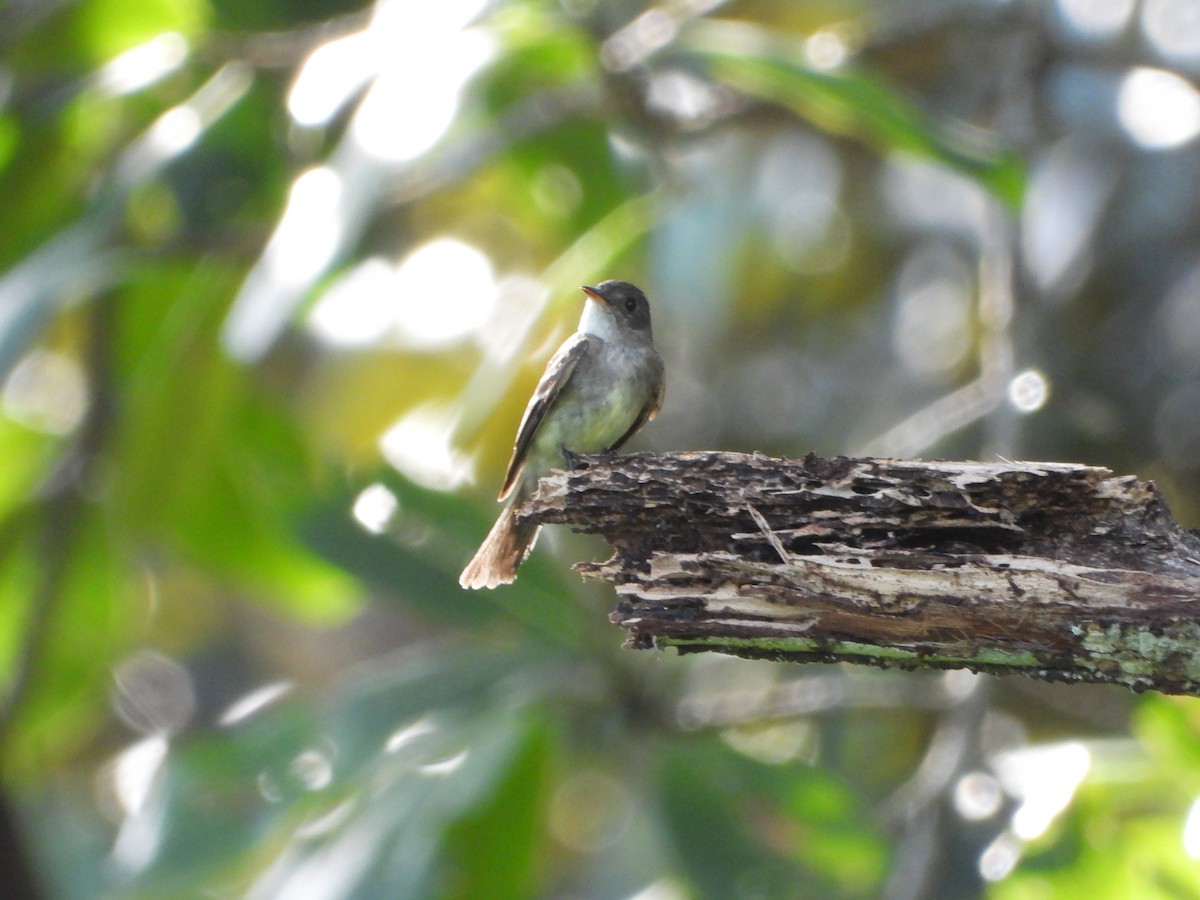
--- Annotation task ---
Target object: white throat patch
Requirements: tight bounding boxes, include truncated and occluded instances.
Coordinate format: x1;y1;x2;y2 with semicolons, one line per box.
579;299;621;342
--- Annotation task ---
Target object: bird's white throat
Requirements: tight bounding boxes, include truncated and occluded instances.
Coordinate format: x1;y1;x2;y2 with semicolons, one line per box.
579;300;623;342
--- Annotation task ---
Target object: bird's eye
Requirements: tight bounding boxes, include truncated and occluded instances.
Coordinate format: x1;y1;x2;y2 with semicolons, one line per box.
624;297;637;312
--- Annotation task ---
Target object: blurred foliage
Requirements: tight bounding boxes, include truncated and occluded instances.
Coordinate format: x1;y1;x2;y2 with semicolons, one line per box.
3;0;1200;898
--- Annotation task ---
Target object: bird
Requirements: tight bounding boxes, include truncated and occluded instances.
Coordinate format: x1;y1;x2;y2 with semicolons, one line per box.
459;280;665;589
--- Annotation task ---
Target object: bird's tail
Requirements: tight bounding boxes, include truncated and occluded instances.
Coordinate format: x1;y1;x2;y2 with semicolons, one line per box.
459;500;542;589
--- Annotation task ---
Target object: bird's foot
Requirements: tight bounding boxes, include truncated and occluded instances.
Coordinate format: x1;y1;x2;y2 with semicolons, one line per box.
560;447;619;470
559;446;584;470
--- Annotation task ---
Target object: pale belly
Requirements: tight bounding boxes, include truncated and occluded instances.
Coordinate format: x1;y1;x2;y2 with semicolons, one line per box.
532;378;643;456
529;337;656;464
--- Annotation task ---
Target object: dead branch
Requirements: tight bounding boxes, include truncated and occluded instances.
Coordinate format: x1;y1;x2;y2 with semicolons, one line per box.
522;451;1200;696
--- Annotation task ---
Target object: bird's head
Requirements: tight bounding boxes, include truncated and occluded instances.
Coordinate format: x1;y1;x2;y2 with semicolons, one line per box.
580;280;653;340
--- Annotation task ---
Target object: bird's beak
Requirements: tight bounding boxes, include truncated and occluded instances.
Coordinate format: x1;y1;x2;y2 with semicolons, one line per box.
581;285;607;305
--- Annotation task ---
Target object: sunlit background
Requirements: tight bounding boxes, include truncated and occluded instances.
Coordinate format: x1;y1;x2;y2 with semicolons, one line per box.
3;0;1200;897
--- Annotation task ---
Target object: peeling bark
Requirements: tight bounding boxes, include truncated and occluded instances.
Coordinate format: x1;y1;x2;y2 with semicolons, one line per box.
522;451;1200;695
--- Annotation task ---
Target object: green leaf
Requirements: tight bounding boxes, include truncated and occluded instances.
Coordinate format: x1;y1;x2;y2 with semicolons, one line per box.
0;420;55;523
1134;695;1200;787
73;0;209;60
0;514;40;696
96;643;552;897
0;116;18;176
110;261;360;622
660;739;809;899
658;736;886;899
1000;781;1200;899
483;9;597;112
440;717;550;899
4;502;139;777
679;20;1026;207
782;766;889;894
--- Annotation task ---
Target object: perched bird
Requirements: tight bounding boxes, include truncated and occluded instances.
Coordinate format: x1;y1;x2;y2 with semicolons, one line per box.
460;280;665;589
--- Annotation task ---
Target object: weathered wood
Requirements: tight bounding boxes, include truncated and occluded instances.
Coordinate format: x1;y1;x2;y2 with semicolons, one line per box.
521;451;1200;695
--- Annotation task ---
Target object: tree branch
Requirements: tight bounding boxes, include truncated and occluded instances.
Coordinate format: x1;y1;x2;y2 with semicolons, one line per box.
522;451;1200;696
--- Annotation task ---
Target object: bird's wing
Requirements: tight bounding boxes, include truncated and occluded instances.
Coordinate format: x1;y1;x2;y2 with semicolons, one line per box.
498;333;591;500
607;354;665;453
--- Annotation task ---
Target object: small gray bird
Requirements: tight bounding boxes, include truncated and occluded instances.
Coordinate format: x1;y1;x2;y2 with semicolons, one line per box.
460;280;665;589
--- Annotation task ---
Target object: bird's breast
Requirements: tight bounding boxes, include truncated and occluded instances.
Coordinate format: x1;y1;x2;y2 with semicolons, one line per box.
532;339;658;456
